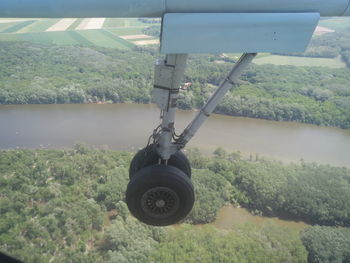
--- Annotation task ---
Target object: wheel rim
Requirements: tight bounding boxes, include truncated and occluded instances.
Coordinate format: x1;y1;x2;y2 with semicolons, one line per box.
141;187;180;219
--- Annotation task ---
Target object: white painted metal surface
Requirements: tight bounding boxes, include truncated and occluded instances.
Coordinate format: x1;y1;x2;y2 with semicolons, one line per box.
166;0;350;17
161;13;320;54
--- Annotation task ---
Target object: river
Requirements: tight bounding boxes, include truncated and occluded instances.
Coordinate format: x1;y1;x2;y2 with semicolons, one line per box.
1;103;350;167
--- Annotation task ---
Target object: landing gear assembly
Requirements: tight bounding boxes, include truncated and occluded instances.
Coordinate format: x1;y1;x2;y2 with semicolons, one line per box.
126;53;257;226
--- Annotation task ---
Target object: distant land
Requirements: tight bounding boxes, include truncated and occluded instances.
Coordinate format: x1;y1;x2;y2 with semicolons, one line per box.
0;17;349;67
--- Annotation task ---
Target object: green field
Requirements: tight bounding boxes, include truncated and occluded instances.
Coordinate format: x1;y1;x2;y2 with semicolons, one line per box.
104;18;146;28
20;31;83;45
0;22;20;32
66;18;83;31
100;29;135;48
0;33;18;41
108;26;146;36
78;29;132;49
66;31;94;46
319;17;350;31
254;54;346;68
0;31;92;46
103;18;127;28
16;19;59;33
2;20;36;33
104;18;150;36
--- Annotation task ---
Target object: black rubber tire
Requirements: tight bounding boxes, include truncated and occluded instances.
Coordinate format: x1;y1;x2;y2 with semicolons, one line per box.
126;164;195;226
129;144;191;179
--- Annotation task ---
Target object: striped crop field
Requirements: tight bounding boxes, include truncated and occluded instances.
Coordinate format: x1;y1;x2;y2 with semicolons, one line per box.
18;31;83;46
102;18;126;28
66;18;84;31
0;22;19;32
78;29;132;49
319;17;350;31
66;31;95;46
2;20;36;33
46;18;78;32
103;18;146;28
16;19;60;33
0;18;160;49
107;27;146;36
0;33;18;42
99;29;135;48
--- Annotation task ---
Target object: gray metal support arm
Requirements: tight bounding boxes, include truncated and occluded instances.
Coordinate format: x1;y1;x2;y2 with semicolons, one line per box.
151;53;255;160
177;53;257;147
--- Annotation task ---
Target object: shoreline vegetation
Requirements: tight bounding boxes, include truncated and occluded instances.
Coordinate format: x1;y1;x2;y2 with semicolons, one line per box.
1;40;350;129
0;145;349;262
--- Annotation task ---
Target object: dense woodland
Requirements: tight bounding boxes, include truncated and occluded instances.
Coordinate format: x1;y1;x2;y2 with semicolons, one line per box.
1;30;350;128
301;226;350;263
0;146;350;262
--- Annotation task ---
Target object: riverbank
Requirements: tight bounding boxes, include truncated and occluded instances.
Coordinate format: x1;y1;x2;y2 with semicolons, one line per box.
1;103;350;167
1;42;350;129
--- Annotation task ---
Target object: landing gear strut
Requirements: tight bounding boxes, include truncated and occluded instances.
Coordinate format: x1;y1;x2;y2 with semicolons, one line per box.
126;53;257;226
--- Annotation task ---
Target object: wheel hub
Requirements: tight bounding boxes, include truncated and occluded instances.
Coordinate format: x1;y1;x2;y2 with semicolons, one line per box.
156;199;166;208
141;187;180;219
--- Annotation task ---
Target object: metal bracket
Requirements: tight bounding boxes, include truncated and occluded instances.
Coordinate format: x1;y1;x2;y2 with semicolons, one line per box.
152;54;188;160
151;53;256;160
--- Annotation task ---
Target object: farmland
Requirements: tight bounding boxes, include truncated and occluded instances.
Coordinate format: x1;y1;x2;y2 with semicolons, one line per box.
253;54;346;68
318;17;350;31
0;18;159;49
0;17;349;68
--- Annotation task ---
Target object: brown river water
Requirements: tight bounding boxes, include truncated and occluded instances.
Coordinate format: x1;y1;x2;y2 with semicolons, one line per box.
1;103;350;167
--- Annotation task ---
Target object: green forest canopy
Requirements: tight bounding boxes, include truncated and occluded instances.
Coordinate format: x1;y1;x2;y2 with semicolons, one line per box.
0;147;350;262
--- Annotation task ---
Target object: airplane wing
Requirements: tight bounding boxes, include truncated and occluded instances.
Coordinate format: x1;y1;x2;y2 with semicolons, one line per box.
0;0;349;54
